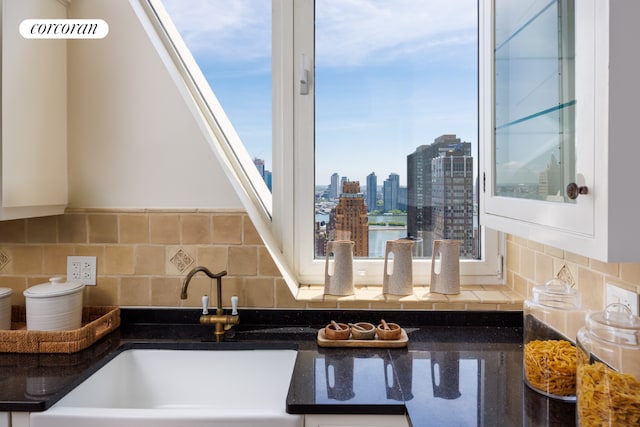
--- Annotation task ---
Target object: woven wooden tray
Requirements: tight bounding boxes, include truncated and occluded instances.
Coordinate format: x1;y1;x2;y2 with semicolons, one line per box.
0;306;120;354
317;328;408;348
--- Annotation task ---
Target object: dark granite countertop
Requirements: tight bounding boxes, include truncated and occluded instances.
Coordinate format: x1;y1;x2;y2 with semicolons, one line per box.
0;308;576;426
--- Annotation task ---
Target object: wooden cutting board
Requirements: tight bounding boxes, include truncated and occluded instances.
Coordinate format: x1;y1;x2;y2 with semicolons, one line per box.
317;328;408;348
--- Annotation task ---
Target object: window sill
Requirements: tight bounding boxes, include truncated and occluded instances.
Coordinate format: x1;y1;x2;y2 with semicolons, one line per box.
295;285;524;310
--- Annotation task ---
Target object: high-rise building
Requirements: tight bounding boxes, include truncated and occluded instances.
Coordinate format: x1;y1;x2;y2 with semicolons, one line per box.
398;187;407;211
329;181;369;257
366;172;377;212
432;151;475;256
254;158;265;176
330;173;340;199
253;158;272;191
383;173;400;212
407;135;472;255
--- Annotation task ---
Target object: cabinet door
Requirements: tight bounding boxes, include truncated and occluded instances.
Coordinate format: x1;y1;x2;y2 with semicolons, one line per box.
481;1;598;238
1;0;67;220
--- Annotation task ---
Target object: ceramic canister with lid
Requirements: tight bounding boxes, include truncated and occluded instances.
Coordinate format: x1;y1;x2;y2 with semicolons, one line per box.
0;287;12;330
23;277;84;331
576;304;640;426
523;278;584;400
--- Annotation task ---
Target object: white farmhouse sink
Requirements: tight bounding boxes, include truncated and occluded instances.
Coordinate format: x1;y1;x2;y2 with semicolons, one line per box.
31;348;302;427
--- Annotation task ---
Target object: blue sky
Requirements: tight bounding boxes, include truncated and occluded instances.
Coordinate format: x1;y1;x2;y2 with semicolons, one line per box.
162;0;478;186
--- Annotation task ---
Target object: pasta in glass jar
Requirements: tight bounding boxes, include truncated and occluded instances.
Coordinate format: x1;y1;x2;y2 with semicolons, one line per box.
576;304;640;427
523;278;584;400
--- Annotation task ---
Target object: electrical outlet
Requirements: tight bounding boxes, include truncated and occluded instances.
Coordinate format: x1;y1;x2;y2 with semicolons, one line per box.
605;283;639;316
67;256;97;285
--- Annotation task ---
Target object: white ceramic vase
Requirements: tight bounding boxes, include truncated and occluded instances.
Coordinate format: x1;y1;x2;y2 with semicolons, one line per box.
324;240;355;296
383;239;414;295
430;239;461;295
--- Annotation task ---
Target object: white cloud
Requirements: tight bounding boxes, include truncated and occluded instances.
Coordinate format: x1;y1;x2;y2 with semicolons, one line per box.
315;0;477;67
161;0;477;66
161;0;271;61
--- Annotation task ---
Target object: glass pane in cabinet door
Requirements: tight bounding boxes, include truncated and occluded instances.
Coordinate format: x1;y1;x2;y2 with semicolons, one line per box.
494;0;575;202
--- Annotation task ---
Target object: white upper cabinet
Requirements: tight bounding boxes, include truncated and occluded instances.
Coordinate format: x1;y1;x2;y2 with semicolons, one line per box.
0;0;68;220
480;0;640;262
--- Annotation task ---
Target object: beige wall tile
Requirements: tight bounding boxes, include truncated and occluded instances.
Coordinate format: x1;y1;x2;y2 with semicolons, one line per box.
535;252;554;284
26;216;58;243
119;214;149;244
520;246;535;281
105;245;135;275
0;220;25;243
244;277;275;308
151;277;182;306
181;215;211;244
506;239;520;275
566;251;589;266
120;277;150;306
212;215;242;244
589;259;619;277
243;216;262;245
150;215;180;244
527;240;545;252
196;246;228;273
87;276;119;306
577;266;605;311
258;247;280;277
228;246;257;276
10;246;43;275
89;214;118;243
58;214;87;243
544;245;564;259
620;263;640;286
43;245;73;275
135;245;165;275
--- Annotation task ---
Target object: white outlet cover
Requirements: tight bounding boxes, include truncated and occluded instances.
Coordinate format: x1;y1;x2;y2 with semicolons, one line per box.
67;256;97;286
605;283;639;316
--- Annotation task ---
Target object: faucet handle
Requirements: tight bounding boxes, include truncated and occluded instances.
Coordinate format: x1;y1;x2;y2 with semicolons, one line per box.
231;295;238;315
202;294;209;315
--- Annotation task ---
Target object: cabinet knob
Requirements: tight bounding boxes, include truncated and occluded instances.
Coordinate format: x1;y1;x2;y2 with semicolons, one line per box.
566;183;589;199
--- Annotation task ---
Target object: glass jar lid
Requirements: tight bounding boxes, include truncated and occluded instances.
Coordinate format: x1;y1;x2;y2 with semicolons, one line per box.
532;278;582;310
0;287;12;298
585;303;640;347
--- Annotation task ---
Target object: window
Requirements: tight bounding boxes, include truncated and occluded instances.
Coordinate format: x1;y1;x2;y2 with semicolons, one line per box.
147;0;503;291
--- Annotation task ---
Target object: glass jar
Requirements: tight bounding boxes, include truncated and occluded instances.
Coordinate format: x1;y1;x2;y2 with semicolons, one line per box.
576;304;640;426
523;278;584;400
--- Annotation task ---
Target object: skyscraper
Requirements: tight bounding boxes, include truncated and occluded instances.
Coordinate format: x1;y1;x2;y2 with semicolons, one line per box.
330;173;340;199
383;173;400;212
366;172;377;212
407;135;472;255
253;158;272;191
329;181;369;257
432;151;475;256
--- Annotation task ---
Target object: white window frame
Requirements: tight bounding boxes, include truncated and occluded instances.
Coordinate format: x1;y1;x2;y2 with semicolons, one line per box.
142;0;504;294
273;0;504;286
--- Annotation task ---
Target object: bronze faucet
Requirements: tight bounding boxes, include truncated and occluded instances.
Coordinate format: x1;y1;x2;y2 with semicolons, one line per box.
180;266;239;341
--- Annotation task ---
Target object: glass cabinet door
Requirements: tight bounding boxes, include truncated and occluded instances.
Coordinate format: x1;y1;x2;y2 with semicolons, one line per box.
494;0;575;203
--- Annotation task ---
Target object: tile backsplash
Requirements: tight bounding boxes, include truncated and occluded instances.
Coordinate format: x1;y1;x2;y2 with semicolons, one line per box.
0;209;303;309
1;210;639;314
505;234;640;312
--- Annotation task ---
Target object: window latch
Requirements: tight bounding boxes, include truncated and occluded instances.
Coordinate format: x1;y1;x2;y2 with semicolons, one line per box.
300;54;309;95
